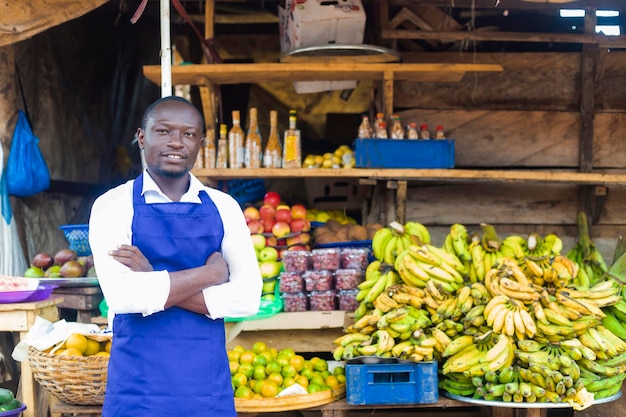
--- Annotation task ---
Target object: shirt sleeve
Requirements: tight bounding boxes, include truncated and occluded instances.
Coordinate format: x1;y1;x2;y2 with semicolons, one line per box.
201;189;262;319
88;181;170;317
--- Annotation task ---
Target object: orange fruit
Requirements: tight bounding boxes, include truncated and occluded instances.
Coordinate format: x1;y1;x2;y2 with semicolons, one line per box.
252;341;268;355
266;361;282;375
232;345;246;353
260;380;279;398
336;374;346;385
259;351;274;364
289;355;306;372
253;379;265;394
84;339;101;356
325;375;340;388
227;350;241;363
60;347;83;357
94;351;110;358
268;347;278;359
229;361;240;375
232;372;248;388
333;366;345;376
307;384;322;394
275;355;290;368
253;365;267;381
300;367;313;381
252;354;268;367
309;373;325;387
234;386;253;399
295;375;309;388
65;334;88;354
281;364;297;380
267;372;283;387
104;340;112;353
239;350;256;364
278;348;295;358
238;363;254;379
313;359;328;372
283;377;296;388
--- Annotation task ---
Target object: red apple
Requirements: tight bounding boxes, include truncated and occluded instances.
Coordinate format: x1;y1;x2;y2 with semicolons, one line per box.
289;218;306;233
276;204;290;212
301;219;311;232
288;244;308;251
272;221;291;238
247;220;264;234
291;204;307;220
243;206;260;222
265;236;278;247
276;208;292;224
259;204;276;221
263;191;281;207
250;234;266;251
263;218;276;234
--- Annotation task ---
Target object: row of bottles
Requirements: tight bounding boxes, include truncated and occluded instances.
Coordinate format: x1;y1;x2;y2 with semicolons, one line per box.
195;108;302;170
358;113;446;140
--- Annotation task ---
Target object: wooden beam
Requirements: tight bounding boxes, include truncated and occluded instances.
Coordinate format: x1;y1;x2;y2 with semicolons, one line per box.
381;29;626;47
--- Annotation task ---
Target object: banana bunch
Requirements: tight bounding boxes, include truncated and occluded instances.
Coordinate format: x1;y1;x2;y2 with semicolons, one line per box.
371;221;430;265
566;212;609;289
394;245;465;293
483;294;537;340
353;263;398;319
443;224;472;264
441;331;515;378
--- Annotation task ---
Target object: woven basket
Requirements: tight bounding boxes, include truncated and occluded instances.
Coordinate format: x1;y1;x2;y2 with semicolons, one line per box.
28;346;108;405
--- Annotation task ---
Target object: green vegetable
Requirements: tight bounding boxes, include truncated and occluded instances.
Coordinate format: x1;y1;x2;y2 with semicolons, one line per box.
0;388;14;404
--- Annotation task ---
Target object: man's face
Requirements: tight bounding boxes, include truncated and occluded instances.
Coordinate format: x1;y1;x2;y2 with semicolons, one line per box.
137;101;205;179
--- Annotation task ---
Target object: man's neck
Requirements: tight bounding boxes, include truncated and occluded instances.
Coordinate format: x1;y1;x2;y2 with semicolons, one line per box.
145;170;190;202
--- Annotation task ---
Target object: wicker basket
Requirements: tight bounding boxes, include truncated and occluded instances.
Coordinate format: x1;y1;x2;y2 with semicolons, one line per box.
28;346;108;405
59;224;92;256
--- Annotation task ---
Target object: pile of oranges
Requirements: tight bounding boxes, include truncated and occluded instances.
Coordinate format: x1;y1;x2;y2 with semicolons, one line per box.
43;333;111;357
228;341;345;399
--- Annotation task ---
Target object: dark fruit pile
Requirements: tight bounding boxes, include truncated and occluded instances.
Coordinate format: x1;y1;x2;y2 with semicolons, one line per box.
24;249;95;278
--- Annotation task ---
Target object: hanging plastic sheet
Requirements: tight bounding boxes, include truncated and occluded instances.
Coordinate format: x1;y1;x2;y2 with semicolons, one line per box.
0;145;28;276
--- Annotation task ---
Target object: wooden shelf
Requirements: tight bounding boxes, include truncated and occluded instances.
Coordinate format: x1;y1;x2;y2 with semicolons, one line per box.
142;62;504;86
193;168;626;187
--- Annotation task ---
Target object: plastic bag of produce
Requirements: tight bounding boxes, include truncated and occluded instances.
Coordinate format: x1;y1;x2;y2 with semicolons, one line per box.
6;110;50;197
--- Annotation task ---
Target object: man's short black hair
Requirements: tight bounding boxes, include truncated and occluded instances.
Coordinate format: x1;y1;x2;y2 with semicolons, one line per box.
141;96;206;134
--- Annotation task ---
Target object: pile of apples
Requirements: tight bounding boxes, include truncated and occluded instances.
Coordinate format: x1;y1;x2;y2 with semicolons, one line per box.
244;192;313;300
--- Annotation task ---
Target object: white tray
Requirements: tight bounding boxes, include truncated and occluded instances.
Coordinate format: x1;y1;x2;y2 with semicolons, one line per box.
442;391;621;408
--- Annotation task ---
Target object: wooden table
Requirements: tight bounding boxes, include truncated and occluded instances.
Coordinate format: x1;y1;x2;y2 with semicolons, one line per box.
53;285;103;323
0;296;63;417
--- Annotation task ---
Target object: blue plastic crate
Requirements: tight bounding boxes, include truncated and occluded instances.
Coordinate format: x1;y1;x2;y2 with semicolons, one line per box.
346;361;438;405
59;224;91;256
354;138;454;169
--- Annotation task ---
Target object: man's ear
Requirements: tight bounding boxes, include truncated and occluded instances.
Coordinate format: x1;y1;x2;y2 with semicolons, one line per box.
136;128;145;149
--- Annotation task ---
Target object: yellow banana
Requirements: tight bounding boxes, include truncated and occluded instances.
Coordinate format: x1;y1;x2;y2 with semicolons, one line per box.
383;236;399;265
426;244;468;274
531;300;549;325
333;332;370;346
431;327;452;351
372;227;393;261
524;257;544;278
365;260;382;281
471;243;486;280
404;221;431;245
492;306;509;334
373;292;400;313
484;294;510;321
519;308;537;338
480;334;510;363
544;307;572;327
375;330;395;355
442;334;475;358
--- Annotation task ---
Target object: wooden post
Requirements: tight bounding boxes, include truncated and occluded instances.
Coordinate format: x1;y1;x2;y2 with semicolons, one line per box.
0;44;18;156
578;8;597;224
200;0;217;131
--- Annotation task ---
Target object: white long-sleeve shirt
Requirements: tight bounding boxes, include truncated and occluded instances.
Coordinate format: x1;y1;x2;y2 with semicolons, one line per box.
88;171;261;323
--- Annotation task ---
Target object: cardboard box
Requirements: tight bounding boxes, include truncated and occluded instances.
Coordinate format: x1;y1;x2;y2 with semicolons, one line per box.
354;138;455;169
305;177;367;211
346;361;439;405
279;0;366;93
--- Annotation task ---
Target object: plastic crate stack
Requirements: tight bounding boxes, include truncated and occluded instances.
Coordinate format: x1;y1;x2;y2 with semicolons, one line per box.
278;247;370;312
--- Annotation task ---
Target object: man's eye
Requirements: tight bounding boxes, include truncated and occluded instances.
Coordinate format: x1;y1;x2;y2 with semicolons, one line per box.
156;129;168;134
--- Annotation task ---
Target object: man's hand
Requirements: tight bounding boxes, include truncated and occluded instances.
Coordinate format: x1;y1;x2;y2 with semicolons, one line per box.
109;244;154;272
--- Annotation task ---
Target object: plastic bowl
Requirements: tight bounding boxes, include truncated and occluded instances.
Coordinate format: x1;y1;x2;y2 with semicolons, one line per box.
22;285;58;303
0;290;37;304
0;403;26;417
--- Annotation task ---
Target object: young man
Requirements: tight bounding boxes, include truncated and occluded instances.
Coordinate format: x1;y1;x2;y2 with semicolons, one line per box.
89;96;261;416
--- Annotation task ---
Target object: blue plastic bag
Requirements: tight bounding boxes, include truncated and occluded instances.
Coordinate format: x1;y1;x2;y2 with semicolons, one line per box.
6;110;50;197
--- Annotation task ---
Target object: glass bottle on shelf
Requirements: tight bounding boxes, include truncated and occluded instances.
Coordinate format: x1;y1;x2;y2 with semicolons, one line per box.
390;115;404;139
357;115;373;139
374;112;388;138
203;128;216;169
263;110;282;168
435;125;446;140
215;124;228;169
244;107;262;168
419;124;430;140
406;123;419;140
228;110;245;168
283;109;302;169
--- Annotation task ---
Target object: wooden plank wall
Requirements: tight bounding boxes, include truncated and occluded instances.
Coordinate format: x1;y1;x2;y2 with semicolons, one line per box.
386;51;626;256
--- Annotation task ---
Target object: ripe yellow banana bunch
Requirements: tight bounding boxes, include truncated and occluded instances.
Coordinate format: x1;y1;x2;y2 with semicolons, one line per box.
395;245;465;294
371;221;431;265
484;294;537;340
441;331;514;377
485;258;541;304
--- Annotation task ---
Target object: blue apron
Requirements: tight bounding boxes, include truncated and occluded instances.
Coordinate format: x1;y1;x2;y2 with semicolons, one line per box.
102;174;235;417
